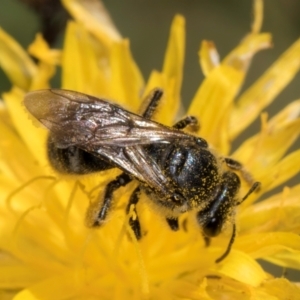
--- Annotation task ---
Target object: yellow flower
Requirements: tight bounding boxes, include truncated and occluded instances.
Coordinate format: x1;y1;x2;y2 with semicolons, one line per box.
0;0;300;299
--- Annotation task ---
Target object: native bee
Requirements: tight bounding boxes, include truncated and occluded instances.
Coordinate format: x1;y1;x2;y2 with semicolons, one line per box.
24;88;259;263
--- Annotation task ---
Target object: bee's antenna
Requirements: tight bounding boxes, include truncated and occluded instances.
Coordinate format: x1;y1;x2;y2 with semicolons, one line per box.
215;181;260;263
215;223;236;263
237;181;261;206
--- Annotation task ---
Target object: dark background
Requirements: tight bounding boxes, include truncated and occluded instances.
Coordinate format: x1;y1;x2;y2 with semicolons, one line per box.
0;0;299;280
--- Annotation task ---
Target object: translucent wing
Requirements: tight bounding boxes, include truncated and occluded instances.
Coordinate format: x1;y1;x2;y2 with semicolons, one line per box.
24;89;191;148
24;89;190;195
92;144;172;197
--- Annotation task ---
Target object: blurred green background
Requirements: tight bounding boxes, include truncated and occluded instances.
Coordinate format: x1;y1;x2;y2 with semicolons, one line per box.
0;0;299;280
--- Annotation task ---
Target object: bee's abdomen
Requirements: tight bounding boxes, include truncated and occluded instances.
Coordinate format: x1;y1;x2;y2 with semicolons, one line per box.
47;136;112;174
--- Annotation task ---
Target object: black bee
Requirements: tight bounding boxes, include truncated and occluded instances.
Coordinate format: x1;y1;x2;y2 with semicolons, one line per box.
24;88;259;263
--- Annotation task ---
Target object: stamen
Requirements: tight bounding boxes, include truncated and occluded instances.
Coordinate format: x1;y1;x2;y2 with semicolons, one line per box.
13;204;43;236
127;221;149;296
64;180;86;223
6;176;55;211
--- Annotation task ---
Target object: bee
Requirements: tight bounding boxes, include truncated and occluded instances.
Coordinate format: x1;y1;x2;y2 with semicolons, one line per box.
24;88;260;263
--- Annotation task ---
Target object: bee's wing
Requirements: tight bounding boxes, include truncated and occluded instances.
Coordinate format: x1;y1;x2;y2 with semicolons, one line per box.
92;144;171;196
24;89;191;148
24;89;187;194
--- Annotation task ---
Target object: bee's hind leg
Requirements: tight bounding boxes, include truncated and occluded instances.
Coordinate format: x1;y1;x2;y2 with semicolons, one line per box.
86;172;132;227
126;186;142;239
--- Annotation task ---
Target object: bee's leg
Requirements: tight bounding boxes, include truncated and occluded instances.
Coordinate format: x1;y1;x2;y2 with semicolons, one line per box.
126;186;142;239
141;89;199;132
203;234;211;247
86;172;132;227
166;217;179;231
173;116;199;131
224;157;258;187
141;88;164;119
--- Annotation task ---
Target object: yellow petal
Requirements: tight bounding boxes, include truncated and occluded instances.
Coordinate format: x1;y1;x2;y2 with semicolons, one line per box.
236;232;300;269
232;101;300;190
258;278;300;300
62;0;121;46
61;21;108;94
222;33;271;72
0;28;36;91
30;62;56;90
108;40;144;111
13;271;86;300
0;265;43;289
1;0;300;297
0;112;42;183
266;249;300;271
161;15;185;115
199;41;220;76
216;250;267;287
143;15;185;125
205;276;251;300
167;278;213;300
230;38;300;139
268;99;300;127
2;87;48;166
197;278;213;300
27;34;59;90
0;100;10;125
261;150;300;193
188;64;243;154
239;185;300;233
251;0;263;34
28;34;61;66
208;275;285;300
189;33;271;153
162;15;185;84
143;70;175;125
61;21;144;107
233;100;300;160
